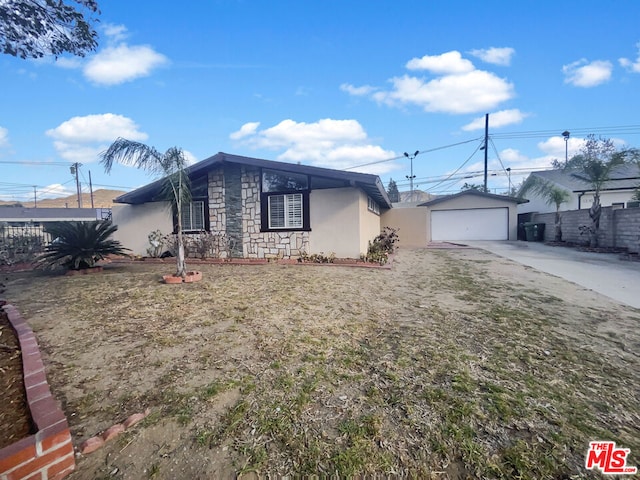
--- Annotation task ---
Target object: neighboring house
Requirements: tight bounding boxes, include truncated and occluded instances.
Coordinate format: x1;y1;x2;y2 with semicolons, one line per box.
518;165;640;214
381;190;526;244
397;190;435;204
0;207;109;225
111;152;392;259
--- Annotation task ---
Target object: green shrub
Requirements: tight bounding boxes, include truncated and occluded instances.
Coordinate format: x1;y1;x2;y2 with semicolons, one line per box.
38;220;130;270
364;227;399;265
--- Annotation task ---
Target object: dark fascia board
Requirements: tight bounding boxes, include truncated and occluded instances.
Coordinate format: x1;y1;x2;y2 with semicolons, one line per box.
418;189;529;207
114;152;392;208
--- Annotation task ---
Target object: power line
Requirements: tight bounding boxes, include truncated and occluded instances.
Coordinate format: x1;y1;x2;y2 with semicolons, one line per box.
491;124;640;140
424;140;485;192
343;137;482;170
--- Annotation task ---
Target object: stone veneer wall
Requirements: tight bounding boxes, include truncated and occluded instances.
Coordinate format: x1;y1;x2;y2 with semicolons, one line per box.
241;167;309;259
207;165;309;259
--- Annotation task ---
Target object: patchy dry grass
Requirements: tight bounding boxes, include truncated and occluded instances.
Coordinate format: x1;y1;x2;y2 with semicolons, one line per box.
4;248;640;479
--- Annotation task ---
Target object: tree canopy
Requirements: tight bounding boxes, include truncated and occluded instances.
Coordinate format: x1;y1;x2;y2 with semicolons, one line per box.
387;178;400;203
0;0;100;59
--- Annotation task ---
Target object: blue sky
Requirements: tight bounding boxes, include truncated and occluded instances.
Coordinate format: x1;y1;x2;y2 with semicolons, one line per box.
1;0;640;202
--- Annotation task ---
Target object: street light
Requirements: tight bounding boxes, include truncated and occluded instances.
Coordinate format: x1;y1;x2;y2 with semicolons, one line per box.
562;130;570;166
506;167;512;195
404;150;419;202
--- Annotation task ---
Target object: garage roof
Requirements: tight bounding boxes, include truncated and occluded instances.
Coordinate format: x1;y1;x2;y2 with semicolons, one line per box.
418;189;528;207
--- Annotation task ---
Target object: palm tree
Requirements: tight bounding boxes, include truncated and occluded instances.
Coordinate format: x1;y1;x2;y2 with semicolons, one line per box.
569;136;625;247
100;138;191;278
520;177;570;241
39;220;129;270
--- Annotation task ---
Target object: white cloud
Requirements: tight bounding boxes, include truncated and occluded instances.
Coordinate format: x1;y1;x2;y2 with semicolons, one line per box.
54;57;82;69
537;136;582;158
0;126;9;147
340;83;377;96
46;113;148;163
46;114;147;143
619;42;640;73
103;23;129;42
372;71;514;114
562;59;612;87
84;44;168;85
344;50;515;115
469;47;515;66
230;118;400;175
230;122;260;140
39;183;76;199
182;150;198;166
462;109;528;131
406;51;474;74
50;24;167;86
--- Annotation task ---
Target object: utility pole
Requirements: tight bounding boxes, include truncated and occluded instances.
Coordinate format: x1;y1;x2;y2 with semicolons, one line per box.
89;170;95;209
33;186;37;208
562;130;570;166
483;113;489;193
71;163;82;208
404;150;419;202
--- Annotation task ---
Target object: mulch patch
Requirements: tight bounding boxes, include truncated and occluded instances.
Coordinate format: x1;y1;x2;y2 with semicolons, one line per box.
0;309;35;449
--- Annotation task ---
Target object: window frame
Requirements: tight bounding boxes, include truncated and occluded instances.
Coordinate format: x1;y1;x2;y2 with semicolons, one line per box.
367;196;380;215
260;191;311;232
173;198;209;234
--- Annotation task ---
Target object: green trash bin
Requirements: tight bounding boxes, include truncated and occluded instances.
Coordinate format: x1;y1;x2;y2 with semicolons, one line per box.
523;222;546;241
524;222;535;241
524;222;546;241
533;223;546;241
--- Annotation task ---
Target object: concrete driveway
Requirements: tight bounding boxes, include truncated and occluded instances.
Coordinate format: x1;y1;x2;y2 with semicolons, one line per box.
464;241;640;310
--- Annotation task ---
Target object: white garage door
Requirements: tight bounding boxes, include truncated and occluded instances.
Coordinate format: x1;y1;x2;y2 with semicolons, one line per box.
431;208;508;241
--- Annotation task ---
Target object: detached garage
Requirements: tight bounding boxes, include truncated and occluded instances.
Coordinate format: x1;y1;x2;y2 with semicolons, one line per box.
420;190;525;242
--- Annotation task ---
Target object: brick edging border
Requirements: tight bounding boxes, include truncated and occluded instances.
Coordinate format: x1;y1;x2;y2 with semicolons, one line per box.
0;304;75;480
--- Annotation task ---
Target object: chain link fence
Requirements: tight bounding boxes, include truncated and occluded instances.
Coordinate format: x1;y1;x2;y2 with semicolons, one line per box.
0;224;52;266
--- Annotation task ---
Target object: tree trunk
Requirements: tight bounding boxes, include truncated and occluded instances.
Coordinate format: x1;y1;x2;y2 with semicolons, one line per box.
176;193;187;278
588;195;601;248
554;211;562;242
176;240;187;278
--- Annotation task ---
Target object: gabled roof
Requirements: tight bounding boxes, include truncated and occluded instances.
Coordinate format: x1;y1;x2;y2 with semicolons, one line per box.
530;164;640;192
114;152;392;208
418;189;528;207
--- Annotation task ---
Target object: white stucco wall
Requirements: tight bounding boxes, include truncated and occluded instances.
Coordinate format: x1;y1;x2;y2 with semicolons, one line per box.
358;191;383;255
519;190;635;214
309;188;359;257
111;202;173;256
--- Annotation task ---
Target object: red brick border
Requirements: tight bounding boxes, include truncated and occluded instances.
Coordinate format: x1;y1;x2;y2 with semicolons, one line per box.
0;305;74;480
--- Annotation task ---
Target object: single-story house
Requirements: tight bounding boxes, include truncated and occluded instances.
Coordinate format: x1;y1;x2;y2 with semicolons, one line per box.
111;152;392;259
518;165;640;214
380;190;525;243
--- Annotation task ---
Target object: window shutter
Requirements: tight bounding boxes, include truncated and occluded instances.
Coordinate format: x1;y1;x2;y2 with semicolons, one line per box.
269;195;285;228
181;203;192;230
193;201;205;230
287;194;302;228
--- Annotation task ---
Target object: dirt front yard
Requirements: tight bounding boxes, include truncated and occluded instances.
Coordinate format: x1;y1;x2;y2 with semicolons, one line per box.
3;247;639;479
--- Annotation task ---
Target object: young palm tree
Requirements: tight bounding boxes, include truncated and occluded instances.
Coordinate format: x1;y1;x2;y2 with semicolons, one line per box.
39;220;129;270
520;177;571;241
100;138;191;278
570;136;626;247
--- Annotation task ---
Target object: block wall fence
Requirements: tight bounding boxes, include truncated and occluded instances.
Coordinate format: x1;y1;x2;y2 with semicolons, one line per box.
0;305;74;480
529;206;640;253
